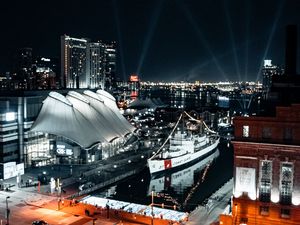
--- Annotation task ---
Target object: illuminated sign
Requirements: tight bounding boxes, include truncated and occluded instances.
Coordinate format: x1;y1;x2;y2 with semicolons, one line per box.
5;112;15;121
235;167;256;199
130;75;139;82
3;162;16;179
56;144;73;156
16;163;24;175
41;57;51;62
264;59;272;67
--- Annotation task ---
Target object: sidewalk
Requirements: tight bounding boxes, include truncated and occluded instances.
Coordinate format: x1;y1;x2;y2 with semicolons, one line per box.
0;148;155;225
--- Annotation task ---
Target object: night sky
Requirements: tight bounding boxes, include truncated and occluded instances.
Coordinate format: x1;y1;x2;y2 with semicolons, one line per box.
0;0;300;82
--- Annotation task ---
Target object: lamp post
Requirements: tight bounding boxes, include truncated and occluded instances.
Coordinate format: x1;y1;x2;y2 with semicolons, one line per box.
151;191;154;225
234;203;237;225
6;196;10;225
57;178;62;210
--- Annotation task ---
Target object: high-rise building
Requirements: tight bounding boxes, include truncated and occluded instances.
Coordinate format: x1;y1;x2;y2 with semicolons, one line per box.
61;35;117;90
11;48;34;90
264;25;300;114
32;56;58;89
285;25;297;76
129;74;140;100
262;59;283;94
105;41;117;90
61;35;89;89
88;42;106;89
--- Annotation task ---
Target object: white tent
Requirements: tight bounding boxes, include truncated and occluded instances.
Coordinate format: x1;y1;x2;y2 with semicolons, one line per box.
31;90;136;148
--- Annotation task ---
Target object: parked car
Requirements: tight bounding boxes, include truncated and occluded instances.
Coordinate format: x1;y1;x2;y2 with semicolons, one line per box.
78;182;95;191
32;220;48;225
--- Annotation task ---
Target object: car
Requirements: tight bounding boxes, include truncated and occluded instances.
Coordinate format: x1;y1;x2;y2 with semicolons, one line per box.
78;182;95;191
32;220;48;225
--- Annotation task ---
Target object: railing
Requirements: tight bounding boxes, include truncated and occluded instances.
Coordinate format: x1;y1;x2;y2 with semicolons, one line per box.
68;167;145;199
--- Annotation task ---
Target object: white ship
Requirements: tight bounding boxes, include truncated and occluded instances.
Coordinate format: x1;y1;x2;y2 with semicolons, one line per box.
148;148;220;194
148;111;220;174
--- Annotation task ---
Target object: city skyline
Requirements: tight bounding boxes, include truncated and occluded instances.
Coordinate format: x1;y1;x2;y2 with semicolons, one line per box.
0;0;299;82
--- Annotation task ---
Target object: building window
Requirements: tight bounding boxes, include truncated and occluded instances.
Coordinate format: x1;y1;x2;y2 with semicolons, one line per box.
281;208;291;218
260;206;269;215
283;127;292;141
259;160;272;202
239;217;248;224
242;125;249;137
280;163;293;205
262;127;272;139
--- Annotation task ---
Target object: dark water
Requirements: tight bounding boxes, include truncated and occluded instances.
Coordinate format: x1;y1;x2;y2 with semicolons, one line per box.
93;140;233;212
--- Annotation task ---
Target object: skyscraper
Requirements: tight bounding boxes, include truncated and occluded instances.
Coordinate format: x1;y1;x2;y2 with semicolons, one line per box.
88;42;106;89
61;35;117;90
61;35;89;89
285;25;297;76
262;59;283;94
105;41;117;90
11;47;34;89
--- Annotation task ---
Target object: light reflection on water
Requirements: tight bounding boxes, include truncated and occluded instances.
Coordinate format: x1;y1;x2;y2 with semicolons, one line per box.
94;141;233;212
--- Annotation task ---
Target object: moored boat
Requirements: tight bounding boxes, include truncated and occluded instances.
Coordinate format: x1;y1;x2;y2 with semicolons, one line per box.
148;111;220;174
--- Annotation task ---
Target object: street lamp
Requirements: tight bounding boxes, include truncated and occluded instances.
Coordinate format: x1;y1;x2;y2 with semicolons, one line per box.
234;203;238;225
151;191;154;225
57;178;62;210
6;196;10;225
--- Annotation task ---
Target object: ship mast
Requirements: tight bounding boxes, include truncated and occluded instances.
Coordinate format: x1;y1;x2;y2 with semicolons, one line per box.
149;112;183;160
149;111;217;160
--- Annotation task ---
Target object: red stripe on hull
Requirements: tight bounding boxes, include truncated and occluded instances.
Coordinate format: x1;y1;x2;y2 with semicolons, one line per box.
164;159;172;169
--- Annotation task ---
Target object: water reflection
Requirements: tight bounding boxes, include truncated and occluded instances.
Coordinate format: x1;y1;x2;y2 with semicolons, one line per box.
94;148;221;212
148;149;220;194
147;149;220;210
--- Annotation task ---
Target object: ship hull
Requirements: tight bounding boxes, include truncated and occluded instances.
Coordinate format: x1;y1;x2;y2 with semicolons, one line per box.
148;137;220;174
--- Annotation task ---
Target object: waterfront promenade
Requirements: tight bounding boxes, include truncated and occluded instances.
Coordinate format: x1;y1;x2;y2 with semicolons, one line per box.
0;146;232;225
0;147;170;225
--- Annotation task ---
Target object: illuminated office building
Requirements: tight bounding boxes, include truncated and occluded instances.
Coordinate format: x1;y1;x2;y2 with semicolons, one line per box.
105;41;117;90
11;48;34;90
32;56;58;89
88;42;106;89
262;59;283;94
61;35;117;90
61;35;89;89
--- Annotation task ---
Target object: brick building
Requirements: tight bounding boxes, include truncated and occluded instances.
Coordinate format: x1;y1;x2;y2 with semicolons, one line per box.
220;104;300;225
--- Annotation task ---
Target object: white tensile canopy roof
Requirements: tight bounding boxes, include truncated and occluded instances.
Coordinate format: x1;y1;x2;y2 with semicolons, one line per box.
96;90;136;133
31;90;135;149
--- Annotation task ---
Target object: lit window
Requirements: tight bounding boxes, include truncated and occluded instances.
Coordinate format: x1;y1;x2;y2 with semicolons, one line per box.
242;125;249;137
280;163;293;205
259;160;272;202
5;112;15;121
